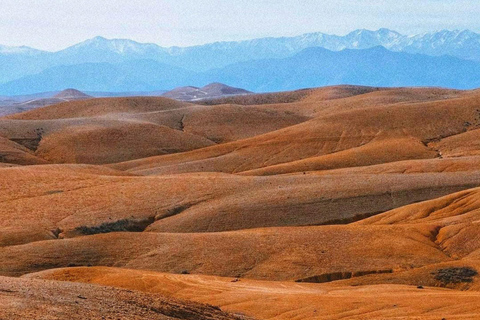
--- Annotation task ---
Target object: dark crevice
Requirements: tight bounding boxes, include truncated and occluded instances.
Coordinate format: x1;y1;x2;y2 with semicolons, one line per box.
420;122;480;158
309;211;384;226
0;289;16;293
11;138;42;151
154;202;200;221
50;228;62;239
11;127;45;151
296;269;393;284
179;114;186;132
74;217;155;236
429;225;455;259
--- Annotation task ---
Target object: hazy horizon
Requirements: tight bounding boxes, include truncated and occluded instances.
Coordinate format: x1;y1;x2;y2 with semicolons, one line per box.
1;0;478;51
2;27;480;52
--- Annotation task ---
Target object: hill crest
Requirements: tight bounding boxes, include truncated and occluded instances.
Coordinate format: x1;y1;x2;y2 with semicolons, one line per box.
53;88;92;99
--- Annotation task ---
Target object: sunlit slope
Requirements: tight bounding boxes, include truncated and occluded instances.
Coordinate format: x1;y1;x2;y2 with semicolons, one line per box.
2;163;480;246
113;88;479;175
0;275;248;320
0;95;309;164
0;224;450;279
28;267;480;320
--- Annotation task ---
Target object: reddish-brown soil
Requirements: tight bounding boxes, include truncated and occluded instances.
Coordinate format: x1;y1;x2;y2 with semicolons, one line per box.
2;85;480;319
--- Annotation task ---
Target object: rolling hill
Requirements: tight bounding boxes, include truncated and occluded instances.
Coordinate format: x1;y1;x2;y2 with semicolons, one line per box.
163;83;251;101
3;85;480;319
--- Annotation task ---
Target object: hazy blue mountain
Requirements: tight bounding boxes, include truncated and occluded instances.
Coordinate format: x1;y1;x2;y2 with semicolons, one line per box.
0;60;194;95
2;46;480;95
0;44;45;55
199;46;480;92
0;45;50;84
227;46;480;91
2;29;480;85
158;28;480;71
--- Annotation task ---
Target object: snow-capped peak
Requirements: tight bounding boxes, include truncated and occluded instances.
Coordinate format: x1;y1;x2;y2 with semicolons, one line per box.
67;36;163;55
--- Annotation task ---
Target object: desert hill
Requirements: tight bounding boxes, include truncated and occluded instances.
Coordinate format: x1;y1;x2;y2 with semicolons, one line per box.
2;162;480;247
110;87;474;175
53;88;92;99
163;83;251;101
0;94;308;164
0;88;92;117
0;276;249;320
26;267;480;320
3;85;480;319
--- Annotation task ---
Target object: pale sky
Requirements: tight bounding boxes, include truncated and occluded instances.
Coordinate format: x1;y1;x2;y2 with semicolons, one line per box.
1;0;479;51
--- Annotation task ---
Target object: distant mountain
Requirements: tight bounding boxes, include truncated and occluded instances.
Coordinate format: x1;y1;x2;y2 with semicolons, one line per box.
0;60;195;95
2;29;480;86
3;47;480;95
163;29;480;71
162;83;251;101
0;89;91;117
54;37;171;65
53;88;92;99
0;44;45;55
198;46;480;92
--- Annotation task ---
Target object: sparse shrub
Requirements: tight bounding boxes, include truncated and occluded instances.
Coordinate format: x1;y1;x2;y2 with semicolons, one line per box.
432;267;478;285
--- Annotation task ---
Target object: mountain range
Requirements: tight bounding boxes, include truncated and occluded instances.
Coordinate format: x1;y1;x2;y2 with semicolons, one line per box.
1;28;480;94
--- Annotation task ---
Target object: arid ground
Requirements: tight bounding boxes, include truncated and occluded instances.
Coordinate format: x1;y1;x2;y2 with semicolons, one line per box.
2;85;480;319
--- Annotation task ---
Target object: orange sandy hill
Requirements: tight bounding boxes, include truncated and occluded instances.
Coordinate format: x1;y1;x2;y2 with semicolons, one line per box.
2;160;480;247
2;85;465;167
5;180;480;319
110;89;474;174
0;275;249;320
27;267;480;320
3;85;480;319
0;94;308;164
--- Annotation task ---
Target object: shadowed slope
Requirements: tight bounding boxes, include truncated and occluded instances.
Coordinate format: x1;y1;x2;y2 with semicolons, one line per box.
356;187;480;226
356;187;480;261
0;136;48;165
117;103;309;143
307;156;480;175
